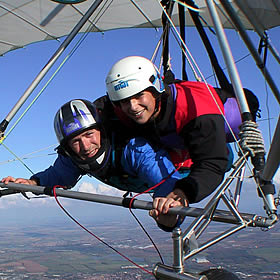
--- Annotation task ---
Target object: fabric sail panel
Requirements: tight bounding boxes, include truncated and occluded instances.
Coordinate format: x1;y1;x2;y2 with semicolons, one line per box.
1;0;280;55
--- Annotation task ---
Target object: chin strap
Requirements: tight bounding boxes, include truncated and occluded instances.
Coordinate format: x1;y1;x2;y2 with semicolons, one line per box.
153;95;162;117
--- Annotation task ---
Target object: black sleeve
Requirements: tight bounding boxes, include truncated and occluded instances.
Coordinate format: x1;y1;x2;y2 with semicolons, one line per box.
94;95;118;128
174;114;228;203
94;95;113;118
93;95;138;150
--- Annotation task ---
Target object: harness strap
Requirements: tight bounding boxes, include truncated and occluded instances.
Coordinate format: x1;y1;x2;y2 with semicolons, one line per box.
178;0;188;80
258;37;268;69
161;0;174;76
185;0;232;92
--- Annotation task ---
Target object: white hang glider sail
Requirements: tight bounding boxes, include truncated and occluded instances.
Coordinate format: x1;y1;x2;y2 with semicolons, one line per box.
0;0;280;279
1;0;280;56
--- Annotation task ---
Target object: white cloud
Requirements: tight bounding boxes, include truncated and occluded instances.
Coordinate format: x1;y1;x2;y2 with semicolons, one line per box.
77;181;126;197
76;180;154;202
0;179;126;210
0;180;150;211
0;190;55;209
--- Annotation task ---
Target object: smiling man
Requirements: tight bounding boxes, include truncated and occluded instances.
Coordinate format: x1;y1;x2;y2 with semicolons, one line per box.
69;128;101;161
2;99;185;230
105;56;230;229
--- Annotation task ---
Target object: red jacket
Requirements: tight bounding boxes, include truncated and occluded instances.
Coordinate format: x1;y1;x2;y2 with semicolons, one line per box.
167;81;224;169
111;81;228;203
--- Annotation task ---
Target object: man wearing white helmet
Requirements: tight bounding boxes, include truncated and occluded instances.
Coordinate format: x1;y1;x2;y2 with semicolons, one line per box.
103;56;230;230
2;99;184;230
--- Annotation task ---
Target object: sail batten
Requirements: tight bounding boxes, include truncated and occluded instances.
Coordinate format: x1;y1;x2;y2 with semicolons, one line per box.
1;0;280;56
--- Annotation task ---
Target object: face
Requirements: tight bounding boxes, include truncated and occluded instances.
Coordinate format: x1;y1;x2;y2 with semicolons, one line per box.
119;90;159;124
68;128;101;160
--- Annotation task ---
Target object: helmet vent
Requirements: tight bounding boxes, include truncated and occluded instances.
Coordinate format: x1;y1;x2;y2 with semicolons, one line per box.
149;75;155;83
73;105;79;116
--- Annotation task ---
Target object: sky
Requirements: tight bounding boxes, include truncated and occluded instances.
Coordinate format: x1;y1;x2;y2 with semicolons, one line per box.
0;23;279;226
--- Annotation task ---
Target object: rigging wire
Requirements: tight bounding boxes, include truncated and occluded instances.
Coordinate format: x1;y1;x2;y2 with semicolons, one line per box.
171;0;200;12
258;38;273;145
156;0;233;135
3;0;277;255
0;0;130;174
213;0;236;30
52;164;183;273
129;0;159;31
0;144;57;166
0;142;34;175
0;3;59;42
70;4;104;33
128;163;183;209
126;201;165;264
0;10;105;172
0;152;56;166
204;53;251;81
167;2;255;153
52;185;154;276
156;0;275;209
127;164;184;264
158;0;201;81
264;80;273;145
3;30;87;141
211;64;219;88
86;0;113;30
0;3;173;267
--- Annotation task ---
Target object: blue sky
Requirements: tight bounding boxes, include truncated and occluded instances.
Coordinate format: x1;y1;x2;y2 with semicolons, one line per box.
0;26;279;225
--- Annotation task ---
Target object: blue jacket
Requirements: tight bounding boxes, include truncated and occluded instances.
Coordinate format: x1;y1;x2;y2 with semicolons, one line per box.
31;137;183;198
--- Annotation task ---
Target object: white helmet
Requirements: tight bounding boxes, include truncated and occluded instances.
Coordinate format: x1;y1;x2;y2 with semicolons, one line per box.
106;56;165;102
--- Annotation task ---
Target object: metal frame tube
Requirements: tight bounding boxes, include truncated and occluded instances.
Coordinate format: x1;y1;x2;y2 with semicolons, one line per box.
0;183;276;227
0;182;275;228
262;115;280;180
172;228;184;273
153;263;206;279
0;0;104;132
183;223;247;260
220;0;280;104
205;0;250;117
234;165;246;205
182;155;247;243
234;0;280;65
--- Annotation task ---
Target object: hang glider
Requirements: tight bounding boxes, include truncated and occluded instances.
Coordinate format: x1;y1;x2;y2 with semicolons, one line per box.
1;1;280;279
1;0;280;56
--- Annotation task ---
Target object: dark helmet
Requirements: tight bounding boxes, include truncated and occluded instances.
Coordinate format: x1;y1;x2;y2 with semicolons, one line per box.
54;99;111;175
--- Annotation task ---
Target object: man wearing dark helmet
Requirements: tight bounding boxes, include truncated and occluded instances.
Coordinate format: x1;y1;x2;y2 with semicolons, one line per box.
2;99;183;230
